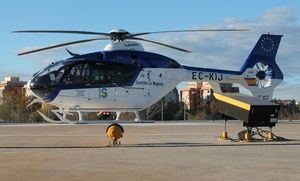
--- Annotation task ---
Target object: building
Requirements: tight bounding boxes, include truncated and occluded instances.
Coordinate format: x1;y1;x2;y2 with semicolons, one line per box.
0;77;27;104
180;82;211;112
179;82;239;113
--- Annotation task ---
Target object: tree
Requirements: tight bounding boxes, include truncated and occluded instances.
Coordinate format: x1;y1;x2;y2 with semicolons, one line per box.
0;89;32;122
272;99;300;120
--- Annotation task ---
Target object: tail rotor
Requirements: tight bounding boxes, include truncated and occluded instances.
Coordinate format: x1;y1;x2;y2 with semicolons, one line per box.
253;62;273;88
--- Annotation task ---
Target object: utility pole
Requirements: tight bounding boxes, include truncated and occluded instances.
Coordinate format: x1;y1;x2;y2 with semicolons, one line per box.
161;99;164;121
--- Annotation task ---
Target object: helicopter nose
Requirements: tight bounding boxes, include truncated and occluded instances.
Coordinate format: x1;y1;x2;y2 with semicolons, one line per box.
25;80;35;97
28;77;54;100
27;79;42;99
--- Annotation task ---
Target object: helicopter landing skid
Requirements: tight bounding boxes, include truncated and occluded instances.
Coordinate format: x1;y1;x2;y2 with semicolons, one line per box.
37;110;74;124
37;109;142;124
37;109;79;124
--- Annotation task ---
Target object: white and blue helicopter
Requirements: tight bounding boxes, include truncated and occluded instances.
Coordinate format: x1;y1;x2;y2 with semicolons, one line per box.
14;29;283;124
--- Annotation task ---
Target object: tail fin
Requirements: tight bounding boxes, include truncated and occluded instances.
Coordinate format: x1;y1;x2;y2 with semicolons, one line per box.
239;34;283;101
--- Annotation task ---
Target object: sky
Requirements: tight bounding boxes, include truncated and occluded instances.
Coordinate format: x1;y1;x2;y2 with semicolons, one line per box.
0;0;299;100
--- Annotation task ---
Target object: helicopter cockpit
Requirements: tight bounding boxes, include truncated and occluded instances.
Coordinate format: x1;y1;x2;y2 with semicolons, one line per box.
29;60;66;99
29;58;138;100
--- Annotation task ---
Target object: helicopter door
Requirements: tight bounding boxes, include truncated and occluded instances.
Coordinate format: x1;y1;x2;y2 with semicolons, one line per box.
148;69;166;99
118;69;150;108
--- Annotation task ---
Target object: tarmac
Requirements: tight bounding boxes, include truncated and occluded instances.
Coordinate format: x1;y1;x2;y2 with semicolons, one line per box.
0;120;299;181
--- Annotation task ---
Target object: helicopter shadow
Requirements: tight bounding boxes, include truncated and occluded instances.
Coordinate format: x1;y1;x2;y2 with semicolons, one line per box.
0;140;299;149
122;141;300;148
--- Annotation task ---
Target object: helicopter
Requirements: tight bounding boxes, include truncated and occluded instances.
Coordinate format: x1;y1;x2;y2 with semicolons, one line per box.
14;29;283;123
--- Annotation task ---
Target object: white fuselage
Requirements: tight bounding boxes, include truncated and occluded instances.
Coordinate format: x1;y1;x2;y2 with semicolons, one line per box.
49;67;240;111
50;68;181;110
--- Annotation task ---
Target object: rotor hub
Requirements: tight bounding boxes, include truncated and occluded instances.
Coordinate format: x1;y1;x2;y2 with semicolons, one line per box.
108;28;129;34
256;70;267;80
108;29;130;41
253;62;273;88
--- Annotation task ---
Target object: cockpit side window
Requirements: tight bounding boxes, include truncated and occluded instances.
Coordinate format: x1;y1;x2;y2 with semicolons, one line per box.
61;62;137;87
113;64;136;84
90;62;136;85
63;63;90;85
90;63;113;84
168;59;181;68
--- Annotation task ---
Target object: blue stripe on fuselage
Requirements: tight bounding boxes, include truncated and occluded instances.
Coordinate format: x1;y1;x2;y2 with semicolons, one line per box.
65;50;182;69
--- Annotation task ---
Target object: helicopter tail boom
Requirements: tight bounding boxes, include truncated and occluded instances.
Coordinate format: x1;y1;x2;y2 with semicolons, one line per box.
181;34;283;101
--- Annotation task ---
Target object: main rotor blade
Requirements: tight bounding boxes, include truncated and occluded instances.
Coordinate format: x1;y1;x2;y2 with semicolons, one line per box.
18;37;110;56
130;37;191;53
13;30;110;36
131;29;249;37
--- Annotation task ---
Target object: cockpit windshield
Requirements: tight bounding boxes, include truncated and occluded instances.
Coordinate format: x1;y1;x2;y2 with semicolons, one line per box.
32;60;65;87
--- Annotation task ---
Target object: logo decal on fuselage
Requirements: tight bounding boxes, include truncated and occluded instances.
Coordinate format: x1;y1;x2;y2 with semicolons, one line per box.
124;42;139;47
99;88;108;98
135;81;164;86
75;90;86;97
